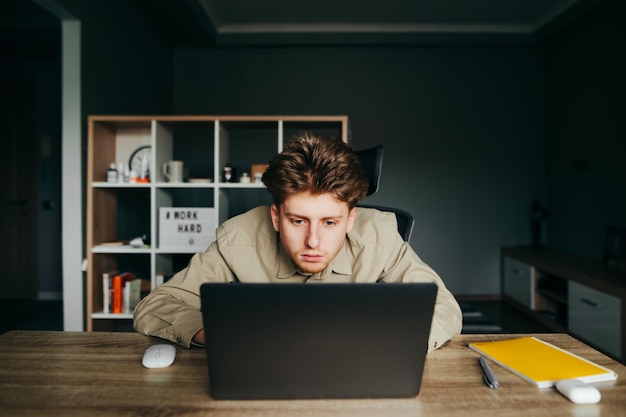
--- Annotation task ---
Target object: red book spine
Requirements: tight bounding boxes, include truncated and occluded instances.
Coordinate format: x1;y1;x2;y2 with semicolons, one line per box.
112;276;123;314
112;272;133;314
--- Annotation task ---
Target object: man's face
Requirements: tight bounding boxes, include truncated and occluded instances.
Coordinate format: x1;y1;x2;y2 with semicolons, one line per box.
271;192;356;274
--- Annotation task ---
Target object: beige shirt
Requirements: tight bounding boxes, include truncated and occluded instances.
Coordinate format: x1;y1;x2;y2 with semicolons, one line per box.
134;206;462;351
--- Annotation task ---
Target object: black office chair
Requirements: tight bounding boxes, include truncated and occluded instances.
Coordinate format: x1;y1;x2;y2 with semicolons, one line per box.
354;145;415;242
355;145;383;197
357;204;414;242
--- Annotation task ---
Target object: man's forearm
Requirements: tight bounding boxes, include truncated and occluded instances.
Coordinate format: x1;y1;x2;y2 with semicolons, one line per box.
192;328;206;345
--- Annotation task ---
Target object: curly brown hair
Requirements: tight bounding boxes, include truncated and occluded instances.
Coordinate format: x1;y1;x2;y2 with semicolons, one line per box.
262;132;369;209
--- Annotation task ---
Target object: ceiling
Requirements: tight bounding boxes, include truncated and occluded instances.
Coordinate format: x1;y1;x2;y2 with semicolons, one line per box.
0;0;608;52
127;0;607;47
1;0;60;60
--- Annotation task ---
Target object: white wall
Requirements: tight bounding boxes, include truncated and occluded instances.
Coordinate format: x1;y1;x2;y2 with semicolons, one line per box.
61;19;83;330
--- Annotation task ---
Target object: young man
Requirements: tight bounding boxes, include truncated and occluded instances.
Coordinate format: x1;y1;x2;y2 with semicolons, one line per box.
134;133;462;350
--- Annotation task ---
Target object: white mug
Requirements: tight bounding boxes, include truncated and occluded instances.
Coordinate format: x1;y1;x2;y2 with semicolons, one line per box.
163;160;184;182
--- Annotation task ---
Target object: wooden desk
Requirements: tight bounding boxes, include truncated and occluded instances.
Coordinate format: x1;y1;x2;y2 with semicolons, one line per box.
0;331;624;417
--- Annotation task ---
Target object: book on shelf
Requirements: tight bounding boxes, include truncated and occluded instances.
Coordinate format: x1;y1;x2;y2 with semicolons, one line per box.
155;272;176;287
102;270;118;314
122;278;142;314
139;279;151;301
102;271;145;315
468;336;618;388
112;272;134;314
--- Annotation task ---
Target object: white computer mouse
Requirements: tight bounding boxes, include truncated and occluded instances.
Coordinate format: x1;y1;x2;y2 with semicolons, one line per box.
555;379;601;404
142;344;176;368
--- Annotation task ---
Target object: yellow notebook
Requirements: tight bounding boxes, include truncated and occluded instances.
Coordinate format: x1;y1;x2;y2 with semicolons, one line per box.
468;337;618;388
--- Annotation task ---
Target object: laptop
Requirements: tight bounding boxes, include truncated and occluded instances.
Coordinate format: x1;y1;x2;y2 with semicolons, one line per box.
200;282;437;400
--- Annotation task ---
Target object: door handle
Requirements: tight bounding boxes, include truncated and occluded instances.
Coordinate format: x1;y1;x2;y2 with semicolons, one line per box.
580;298;601;308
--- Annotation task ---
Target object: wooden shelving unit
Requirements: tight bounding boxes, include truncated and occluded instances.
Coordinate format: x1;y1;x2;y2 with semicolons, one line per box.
86;115;349;331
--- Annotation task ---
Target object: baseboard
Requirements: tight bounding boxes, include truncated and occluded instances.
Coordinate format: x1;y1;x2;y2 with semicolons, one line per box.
455;294;503;302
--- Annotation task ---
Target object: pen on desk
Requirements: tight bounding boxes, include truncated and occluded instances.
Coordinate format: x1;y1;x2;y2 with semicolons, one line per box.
479;356;500;389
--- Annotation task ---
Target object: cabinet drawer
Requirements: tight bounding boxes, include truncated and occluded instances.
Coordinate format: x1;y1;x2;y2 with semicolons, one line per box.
503;257;534;309
568;281;621;358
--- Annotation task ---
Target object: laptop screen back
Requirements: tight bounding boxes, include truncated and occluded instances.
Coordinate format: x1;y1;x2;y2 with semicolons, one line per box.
200;282;437;400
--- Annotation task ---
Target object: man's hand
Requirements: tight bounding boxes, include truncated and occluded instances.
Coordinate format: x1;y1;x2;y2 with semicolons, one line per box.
192;328;206;345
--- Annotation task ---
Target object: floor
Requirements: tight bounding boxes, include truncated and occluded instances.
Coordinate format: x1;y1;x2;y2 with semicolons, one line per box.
459;300;551;334
0;299;64;335
0;298;549;336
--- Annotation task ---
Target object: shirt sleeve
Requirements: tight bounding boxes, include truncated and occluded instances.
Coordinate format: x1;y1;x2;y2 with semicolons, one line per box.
133;241;234;347
380;240;463;352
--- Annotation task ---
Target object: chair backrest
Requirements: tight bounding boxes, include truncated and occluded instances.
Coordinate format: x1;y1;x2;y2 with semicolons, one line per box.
358;204;415;242
354;145;383;197
354;145;414;242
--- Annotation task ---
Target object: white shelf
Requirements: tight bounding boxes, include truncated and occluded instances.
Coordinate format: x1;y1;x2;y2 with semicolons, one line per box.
92;312;134;319
155;248;204;254
92;245;151;254
214;183;266;188
92;182;266;188
92;182;151;188
154;182;216;188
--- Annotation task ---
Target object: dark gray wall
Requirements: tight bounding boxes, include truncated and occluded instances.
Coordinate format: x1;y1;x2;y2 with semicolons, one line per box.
43;0;623;299
173;46;546;295
20;0;174;298
2;33;62;299
544;0;626;260
56;0;173;116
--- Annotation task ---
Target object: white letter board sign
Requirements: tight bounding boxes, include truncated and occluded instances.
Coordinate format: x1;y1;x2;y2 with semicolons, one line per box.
159;207;215;250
